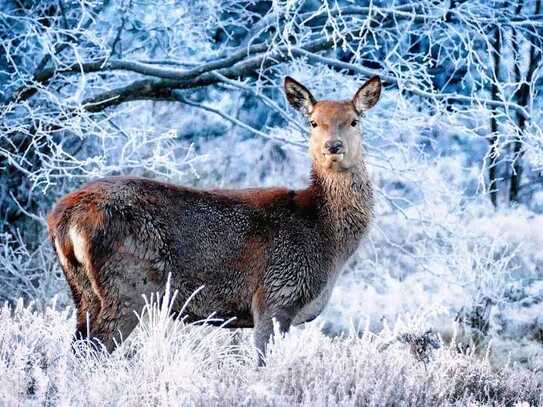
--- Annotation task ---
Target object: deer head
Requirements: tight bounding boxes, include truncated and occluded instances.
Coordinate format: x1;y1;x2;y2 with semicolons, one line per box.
284;76;381;172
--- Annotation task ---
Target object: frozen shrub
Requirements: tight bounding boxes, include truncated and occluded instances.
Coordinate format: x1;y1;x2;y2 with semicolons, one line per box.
0;294;540;406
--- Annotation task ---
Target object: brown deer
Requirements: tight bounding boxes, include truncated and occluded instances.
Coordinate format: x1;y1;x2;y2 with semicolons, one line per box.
47;75;381;365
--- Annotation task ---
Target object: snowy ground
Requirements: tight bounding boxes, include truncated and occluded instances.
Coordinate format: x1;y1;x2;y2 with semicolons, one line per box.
0;290;541;406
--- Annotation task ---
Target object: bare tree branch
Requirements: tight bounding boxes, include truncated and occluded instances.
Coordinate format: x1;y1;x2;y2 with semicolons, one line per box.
171;91;305;149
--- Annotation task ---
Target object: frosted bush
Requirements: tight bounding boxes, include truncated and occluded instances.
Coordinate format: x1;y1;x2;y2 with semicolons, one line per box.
0;289;540;406
0;232;68;306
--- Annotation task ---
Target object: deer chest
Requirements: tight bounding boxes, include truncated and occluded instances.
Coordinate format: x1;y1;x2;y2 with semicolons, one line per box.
292;276;338;325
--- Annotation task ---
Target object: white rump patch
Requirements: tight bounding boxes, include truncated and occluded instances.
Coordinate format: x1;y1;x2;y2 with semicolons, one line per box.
69;226;88;265
54;239;69;269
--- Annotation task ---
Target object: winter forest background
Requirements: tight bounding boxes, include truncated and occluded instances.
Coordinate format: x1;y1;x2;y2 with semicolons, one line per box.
1;0;543;405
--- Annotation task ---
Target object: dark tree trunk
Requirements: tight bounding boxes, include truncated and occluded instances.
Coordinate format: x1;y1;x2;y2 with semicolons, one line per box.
488;26;501;208
509;0;541;204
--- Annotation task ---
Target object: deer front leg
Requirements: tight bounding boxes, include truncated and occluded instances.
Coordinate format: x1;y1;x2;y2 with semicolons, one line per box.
253;310;273;367
252;289;294;366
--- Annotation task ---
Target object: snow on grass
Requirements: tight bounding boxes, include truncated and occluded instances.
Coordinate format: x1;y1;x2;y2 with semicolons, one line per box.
0;290;540;407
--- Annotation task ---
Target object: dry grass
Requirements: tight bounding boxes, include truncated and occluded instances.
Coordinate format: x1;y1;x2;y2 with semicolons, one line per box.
0;289;540;407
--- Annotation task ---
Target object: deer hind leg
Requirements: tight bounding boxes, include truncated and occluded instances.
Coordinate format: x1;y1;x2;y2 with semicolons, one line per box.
86;298;142;353
63;263;101;344
81;251;164;353
71;265;101;342
53;237;101;345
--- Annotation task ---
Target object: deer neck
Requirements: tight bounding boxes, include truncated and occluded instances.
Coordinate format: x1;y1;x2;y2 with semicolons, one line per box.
310;161;374;254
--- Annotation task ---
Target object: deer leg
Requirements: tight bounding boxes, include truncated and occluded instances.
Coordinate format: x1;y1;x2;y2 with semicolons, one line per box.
253;308;295;366
74;290;101;342
61;262;101;350
252;289;295;366
83;254;163;353
88;301;141;352
253;310;273;366
73;293;101;343
84;284;148;353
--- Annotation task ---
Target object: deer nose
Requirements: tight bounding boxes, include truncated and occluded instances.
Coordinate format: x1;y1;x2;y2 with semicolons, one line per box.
324;140;345;154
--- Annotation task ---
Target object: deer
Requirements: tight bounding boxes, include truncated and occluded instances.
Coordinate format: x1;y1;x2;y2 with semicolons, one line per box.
47;75;381;365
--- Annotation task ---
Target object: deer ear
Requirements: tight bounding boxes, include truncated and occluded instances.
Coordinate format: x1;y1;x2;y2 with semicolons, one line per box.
352;76;381;114
284;76;316;116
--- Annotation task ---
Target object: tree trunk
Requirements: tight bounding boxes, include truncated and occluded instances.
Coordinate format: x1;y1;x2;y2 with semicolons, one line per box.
509;0;541;204
488;26;501;208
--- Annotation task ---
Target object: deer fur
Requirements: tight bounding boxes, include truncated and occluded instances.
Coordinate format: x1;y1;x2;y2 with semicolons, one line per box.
47;75;381;365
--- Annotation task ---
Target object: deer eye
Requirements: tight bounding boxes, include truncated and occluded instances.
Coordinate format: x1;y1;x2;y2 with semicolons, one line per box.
351;119;359;127
310;121;318;128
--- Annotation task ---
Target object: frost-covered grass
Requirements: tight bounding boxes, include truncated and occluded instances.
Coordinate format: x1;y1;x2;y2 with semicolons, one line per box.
0;290;541;407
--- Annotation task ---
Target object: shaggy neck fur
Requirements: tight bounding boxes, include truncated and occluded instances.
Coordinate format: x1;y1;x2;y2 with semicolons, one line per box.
310;161;374;257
